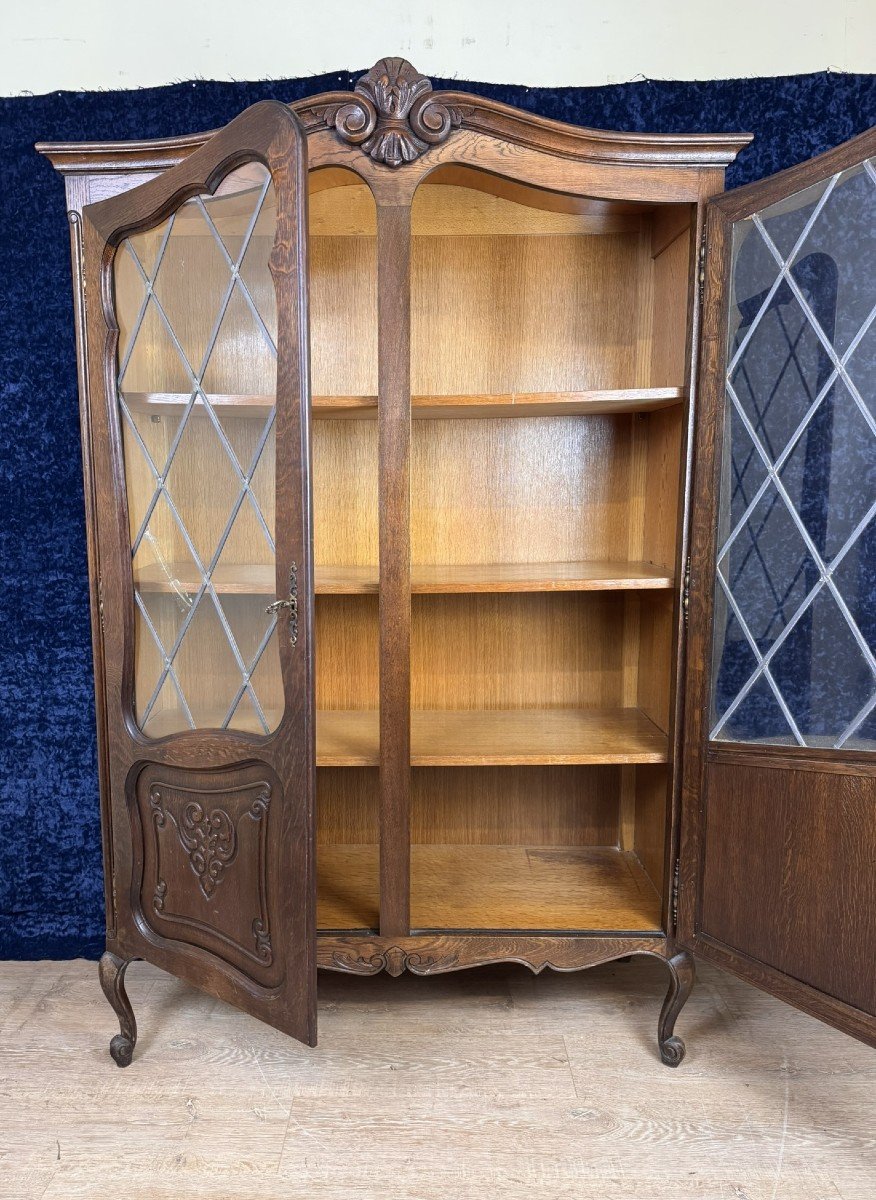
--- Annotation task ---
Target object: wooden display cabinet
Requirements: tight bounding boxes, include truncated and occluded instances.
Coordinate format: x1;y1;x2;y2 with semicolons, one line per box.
38;59;876;1067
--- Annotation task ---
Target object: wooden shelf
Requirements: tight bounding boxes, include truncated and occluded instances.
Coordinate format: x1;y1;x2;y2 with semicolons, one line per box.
135;560;673;596
410;561;673;592
124;392;276;418
321;707;668;767
408;388;683;419
135;562;276;595
123;387;683;422
134;562;379;595
143;707;666;767
316;843;663;932
409;709;668;766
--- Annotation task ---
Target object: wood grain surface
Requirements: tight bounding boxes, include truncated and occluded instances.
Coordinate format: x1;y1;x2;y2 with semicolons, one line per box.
1;956;872;1199
700;761;876;1017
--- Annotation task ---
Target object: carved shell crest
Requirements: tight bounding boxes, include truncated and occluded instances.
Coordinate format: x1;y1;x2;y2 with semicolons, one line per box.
328;57;462;168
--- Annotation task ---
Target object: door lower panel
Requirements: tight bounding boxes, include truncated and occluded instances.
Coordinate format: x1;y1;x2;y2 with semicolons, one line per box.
132;761;284;987
699;758;876;1017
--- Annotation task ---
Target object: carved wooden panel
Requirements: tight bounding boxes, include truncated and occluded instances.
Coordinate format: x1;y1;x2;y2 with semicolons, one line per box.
132;762;284;986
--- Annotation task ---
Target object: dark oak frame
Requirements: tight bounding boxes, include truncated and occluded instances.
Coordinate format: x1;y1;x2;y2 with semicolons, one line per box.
41;59;876;1068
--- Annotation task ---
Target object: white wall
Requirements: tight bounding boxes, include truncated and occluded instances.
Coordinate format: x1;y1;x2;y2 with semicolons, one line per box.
4;0;875;97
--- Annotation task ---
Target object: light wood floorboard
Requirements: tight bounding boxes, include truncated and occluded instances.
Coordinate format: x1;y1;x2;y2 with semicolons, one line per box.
0;957;873;1198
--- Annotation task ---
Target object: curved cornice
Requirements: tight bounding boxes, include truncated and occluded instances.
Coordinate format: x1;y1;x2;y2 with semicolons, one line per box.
37;57;752;174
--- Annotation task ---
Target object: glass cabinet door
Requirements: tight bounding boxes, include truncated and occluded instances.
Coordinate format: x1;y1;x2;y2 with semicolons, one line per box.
82;101;317;1051
114;163;283;737
681;129;876;1049
710;155;876;750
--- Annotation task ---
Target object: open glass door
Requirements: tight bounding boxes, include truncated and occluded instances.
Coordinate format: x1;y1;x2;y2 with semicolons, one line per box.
81;101;316;1058
681;127;876;1047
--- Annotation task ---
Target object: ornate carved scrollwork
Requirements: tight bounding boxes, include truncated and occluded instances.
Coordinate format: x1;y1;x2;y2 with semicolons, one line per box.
151;789;239;898
252;918;272;961
330;945;460;976
145;778;275;967
327;57;462;168
149;786;272;902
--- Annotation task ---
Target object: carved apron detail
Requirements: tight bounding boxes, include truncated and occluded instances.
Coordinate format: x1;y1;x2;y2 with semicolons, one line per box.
330;946;461;976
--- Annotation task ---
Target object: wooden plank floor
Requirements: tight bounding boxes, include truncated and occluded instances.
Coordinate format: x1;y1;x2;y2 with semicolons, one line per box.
0;957;873;1198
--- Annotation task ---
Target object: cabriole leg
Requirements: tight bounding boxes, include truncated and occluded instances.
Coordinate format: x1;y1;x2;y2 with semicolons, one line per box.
658;949;695;1067
98;951;137;1068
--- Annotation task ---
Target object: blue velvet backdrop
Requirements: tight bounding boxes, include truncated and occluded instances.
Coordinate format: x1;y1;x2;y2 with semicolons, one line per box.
1;69;874;959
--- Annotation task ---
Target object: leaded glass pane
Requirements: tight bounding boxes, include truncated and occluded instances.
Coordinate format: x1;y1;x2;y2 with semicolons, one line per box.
114;163;282;736
710;158;876;749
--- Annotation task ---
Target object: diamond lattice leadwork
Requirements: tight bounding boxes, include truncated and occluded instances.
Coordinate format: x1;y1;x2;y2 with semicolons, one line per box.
711;159;876;749
114;168;282;736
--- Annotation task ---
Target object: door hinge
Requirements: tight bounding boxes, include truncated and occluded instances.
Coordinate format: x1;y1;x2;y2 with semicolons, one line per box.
682;554;691;626
98;575;105;633
671;858;680;931
697;227;707;305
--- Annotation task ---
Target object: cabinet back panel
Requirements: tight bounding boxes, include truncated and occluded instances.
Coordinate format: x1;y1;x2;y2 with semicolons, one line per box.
641;406;684;571
315;596;378;710
317;768;379;845
309;172;377;398
411;593;626;709
309;235;378;397
322;173;645;238
411;231;642;395
313;420;378;567
412;766;619;847
411;415;634;566
318;765;620;850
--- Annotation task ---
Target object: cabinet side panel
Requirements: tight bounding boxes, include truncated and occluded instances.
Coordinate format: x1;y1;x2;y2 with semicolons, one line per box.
633;765;669;897
67;190;117;943
650;218;692;388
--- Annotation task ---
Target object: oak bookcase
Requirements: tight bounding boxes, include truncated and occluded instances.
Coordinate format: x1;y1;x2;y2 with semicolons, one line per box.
39;60;876;1067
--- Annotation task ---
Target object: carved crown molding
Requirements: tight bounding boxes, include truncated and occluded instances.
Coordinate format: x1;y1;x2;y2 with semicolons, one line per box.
37;58;753;176
326;57;463;168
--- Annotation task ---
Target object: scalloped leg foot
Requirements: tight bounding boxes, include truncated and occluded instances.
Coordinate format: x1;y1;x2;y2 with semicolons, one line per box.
658;950;695;1067
99;952;137;1068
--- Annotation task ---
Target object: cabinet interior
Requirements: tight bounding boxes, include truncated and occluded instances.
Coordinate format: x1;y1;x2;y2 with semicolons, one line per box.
117;161;693;938
312;166;693;935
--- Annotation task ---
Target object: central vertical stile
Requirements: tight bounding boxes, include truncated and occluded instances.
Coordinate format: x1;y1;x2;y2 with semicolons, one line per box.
377;202;413;935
